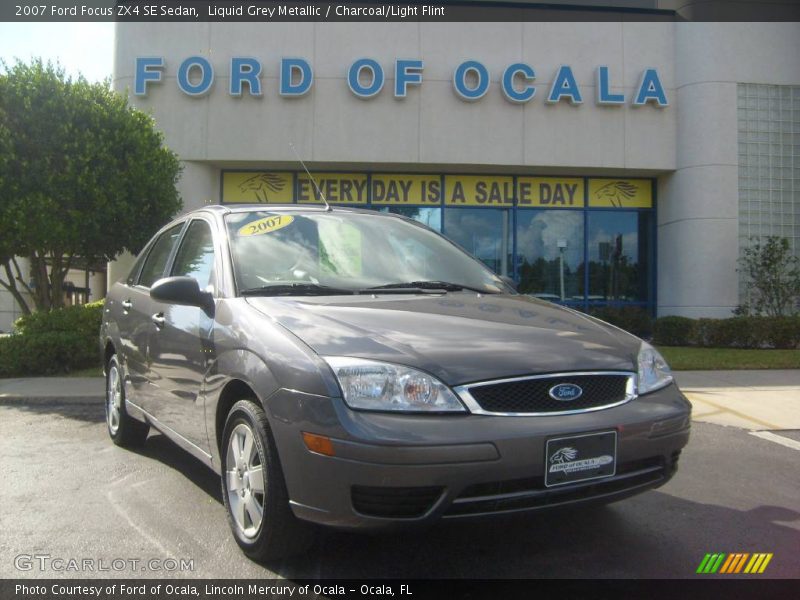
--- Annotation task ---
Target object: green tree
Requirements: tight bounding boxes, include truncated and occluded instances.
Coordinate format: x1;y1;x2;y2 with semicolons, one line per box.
737;236;800;317
0;59;182;313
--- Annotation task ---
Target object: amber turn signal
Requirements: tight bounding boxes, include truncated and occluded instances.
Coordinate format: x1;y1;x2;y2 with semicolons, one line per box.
302;432;335;456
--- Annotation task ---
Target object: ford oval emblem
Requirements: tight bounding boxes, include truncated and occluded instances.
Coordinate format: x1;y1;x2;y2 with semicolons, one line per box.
549;383;583;402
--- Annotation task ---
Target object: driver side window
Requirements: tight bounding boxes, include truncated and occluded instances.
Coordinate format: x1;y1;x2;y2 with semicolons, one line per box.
137;223;184;288
171;219;216;291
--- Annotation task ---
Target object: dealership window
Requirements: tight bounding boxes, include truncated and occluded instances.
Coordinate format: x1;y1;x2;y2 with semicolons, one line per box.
516;210;584;303
443;208;511;276
587;211;652;304
220;171;657;312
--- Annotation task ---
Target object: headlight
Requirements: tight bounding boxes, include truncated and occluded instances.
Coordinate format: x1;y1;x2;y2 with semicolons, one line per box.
323;357;466;413
637;342;673;394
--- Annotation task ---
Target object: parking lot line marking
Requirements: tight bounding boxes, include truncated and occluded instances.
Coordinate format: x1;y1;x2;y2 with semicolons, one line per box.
684;394;781;430
106;490;171;555
692;410;723;418
749;430;800;452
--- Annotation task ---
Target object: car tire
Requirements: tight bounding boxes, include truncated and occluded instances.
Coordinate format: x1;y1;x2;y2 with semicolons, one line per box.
221;399;314;562
105;355;149;447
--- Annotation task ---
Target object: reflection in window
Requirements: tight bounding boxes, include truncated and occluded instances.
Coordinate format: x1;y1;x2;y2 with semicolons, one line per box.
385;229;441;281
224;212;504;293
138;223;184;288
443;208;511;275
171;220;216;290
516;210;584;301
587;212;651;303
377;206;442;232
318;220;363;277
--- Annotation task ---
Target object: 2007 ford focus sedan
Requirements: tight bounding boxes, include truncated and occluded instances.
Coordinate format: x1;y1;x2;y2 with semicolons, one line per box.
101;205;691;562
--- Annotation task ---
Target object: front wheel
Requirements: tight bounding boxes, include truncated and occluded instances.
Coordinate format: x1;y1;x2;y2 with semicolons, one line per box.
106;355;149;447
221;399;314;562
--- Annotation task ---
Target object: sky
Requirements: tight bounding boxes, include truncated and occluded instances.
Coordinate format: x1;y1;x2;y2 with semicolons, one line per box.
0;22;115;83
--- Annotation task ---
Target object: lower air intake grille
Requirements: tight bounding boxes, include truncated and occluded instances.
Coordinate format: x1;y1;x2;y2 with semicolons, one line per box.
351;485;443;519
445;457;666;517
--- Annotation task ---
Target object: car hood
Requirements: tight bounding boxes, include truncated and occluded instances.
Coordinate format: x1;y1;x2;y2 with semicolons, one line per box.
245;293;640;385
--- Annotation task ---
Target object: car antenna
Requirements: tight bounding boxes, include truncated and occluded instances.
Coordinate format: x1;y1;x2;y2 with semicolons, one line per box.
289;142;332;212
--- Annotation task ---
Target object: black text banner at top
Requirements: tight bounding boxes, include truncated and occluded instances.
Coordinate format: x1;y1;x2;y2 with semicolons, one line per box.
7;0;797;23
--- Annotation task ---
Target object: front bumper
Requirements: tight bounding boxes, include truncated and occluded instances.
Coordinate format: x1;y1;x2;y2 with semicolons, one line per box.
265;382;691;530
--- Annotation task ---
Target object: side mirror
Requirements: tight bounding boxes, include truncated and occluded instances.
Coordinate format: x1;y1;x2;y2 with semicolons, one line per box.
499;275;518;293
150;276;214;313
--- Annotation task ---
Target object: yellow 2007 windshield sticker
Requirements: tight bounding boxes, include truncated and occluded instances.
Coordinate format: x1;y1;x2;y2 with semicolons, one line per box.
238;215;294;237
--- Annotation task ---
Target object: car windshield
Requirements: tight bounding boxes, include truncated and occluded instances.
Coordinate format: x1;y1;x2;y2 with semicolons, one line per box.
225;210;507;295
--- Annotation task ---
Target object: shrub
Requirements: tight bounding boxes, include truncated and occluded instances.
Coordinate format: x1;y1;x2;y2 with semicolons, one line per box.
653;316;696;346
653;314;800;349
589;306;653;338
706;317;761;348
15;300;104;339
761;316;800;349
693;319;715;347
738;236;800;317
0;301;103;377
0;331;97;377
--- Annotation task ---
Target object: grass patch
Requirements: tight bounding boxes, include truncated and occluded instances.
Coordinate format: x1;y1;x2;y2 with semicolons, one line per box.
658;346;800;370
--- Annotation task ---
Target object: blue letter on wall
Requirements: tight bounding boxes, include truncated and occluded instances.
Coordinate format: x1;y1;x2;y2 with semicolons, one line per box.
634;68;668;107
547;65;582;104
230;57;262;96
134;57;164;96
502;63;536;103
453;61;489;101
280;58;313;97
596;66;625;105
177;56;214;96
395;59;424;98
348;59;385;98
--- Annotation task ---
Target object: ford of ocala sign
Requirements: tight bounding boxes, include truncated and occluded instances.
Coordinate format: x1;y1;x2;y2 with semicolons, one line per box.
134;57;669;107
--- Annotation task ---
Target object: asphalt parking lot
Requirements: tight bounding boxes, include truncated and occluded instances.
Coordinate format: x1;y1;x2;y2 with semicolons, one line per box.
0;400;798;580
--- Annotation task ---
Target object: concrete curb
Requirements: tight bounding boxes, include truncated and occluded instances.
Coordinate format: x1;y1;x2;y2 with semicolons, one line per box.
0;376;105;406
0;395;104;406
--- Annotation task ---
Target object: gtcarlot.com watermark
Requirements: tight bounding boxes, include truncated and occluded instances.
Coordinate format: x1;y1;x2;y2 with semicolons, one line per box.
14;554;194;573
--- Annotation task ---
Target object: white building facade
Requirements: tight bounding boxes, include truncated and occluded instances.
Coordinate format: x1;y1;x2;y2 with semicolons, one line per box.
96;16;798;319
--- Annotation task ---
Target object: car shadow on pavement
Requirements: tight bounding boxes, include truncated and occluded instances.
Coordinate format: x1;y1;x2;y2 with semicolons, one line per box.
265;496;800;579
129;431;223;504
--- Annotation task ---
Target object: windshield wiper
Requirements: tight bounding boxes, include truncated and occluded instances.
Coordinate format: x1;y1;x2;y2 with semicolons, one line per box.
367;280;493;294
240;283;356;296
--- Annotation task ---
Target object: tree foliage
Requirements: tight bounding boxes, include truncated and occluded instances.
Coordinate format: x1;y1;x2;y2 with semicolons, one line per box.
737;236;800;317
0;59;182;313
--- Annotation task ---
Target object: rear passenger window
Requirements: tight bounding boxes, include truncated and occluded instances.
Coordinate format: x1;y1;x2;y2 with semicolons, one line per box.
138;223;184;288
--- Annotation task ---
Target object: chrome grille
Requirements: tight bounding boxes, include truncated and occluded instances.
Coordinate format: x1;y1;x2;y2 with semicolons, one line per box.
455;372;636;416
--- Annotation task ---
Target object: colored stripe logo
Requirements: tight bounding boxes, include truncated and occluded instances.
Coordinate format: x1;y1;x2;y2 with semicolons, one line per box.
696;553;773;574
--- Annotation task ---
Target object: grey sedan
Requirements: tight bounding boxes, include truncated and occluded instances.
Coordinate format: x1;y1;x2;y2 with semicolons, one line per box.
101;205;690;562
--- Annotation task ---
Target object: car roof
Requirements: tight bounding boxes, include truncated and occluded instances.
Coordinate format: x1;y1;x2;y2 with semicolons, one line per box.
190;204;385;217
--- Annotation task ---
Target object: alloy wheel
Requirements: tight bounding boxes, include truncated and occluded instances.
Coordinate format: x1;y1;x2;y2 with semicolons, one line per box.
106;363;122;434
225;423;266;539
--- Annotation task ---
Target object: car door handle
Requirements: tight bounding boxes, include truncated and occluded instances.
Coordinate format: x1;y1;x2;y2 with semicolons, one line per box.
151;313;166;328
122;300;133;311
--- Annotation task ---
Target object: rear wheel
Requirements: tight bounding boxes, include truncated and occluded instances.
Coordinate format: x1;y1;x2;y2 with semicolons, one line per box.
106;355;149;447
221;399;314;562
